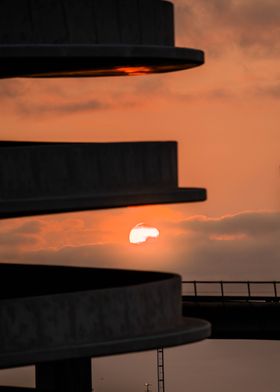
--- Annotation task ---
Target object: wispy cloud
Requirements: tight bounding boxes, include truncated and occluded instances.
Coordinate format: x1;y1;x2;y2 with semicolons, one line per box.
0;79;28;99
171;210;280;280
0;78;110;116
0;76;156;117
17;98;108;116
176;0;280;58
254;82;280;99
178;211;280;238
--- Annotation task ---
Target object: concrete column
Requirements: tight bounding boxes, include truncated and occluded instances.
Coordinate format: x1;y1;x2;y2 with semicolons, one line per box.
36;358;92;392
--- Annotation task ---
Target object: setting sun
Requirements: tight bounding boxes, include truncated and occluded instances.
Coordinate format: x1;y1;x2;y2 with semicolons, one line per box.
129;223;160;245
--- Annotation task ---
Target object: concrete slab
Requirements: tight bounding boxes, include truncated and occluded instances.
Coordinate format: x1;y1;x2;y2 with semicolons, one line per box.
0;0;204;78
0;141;206;218
0;264;211;368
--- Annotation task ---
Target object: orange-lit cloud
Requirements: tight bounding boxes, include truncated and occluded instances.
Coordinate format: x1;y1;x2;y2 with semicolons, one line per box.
1;210;279;281
209;234;248;241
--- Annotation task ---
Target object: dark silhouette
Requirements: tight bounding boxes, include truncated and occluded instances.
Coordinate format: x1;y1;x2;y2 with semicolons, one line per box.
0;1;209;391
0;141;206;218
0;0;204;78
183;281;280;340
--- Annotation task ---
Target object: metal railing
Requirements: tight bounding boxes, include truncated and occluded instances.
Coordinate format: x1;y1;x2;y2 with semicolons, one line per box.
182;281;280;301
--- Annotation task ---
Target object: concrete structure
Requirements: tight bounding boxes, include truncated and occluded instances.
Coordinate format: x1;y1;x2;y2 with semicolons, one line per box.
0;141;206;218
0;265;210;368
0;1;210;390
183;299;280;340
0;0;204;78
0;264;210;390
182;281;280;340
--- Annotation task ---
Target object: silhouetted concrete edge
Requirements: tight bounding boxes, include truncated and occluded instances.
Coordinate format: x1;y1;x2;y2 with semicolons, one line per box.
0;188;207;219
0;0;204;78
183;300;280;340
0;265;210;369
0;318;211;369
0;45;204;78
0;141;206;218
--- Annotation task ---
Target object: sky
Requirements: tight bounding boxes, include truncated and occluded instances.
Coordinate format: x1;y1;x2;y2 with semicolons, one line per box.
0;0;280;390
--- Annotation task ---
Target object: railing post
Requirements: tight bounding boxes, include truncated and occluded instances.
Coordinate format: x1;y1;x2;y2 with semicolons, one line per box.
194;281;198;296
247;281;251;297
220;281;224;297
273;281;278;298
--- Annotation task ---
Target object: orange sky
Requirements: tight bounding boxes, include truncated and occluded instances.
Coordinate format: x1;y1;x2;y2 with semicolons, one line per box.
0;1;280;391
0;0;279;281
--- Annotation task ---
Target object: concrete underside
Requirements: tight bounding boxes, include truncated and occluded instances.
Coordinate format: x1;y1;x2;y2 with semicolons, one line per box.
0;0;204;78
0;265;211;369
183;299;280;340
0;141;206;218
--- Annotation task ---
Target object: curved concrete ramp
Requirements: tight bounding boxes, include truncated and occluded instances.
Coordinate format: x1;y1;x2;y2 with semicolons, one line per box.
0;264;210;369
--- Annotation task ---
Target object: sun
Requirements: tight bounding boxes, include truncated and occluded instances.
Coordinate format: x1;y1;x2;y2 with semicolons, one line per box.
129;223;160;244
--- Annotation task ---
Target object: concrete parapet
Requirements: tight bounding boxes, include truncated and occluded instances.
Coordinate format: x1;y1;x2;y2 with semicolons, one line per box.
0;264;211;368
0;141;206;218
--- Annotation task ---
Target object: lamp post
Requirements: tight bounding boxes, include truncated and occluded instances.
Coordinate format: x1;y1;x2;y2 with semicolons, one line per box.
145;382;152;392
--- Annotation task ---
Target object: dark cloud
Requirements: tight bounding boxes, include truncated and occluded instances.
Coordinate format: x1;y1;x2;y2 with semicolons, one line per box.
173;88;235;102
179;211;280;238
0;65;235;115
0;77;110;116
172;210;280;280
0;77;147;116
180;235;280;281
176;0;280;58
12;243;124;268
132;77;166;95
124;78;235;103
0;220;43;254
16;98;108;116
0;232;37;247
255;83;280;99
12;220;44;235
0;79;28;99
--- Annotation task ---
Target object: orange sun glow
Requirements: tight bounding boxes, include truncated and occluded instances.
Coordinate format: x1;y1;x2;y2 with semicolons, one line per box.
129;223;160;245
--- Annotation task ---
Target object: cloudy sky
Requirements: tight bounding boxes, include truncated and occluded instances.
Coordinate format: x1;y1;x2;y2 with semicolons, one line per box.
0;0;279;391
0;0;279;280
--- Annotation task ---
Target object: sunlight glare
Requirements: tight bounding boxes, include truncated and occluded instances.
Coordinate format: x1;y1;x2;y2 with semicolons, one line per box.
129;223;160;244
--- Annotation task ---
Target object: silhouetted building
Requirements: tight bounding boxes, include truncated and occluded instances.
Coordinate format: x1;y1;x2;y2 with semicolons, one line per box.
0;1;210;391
